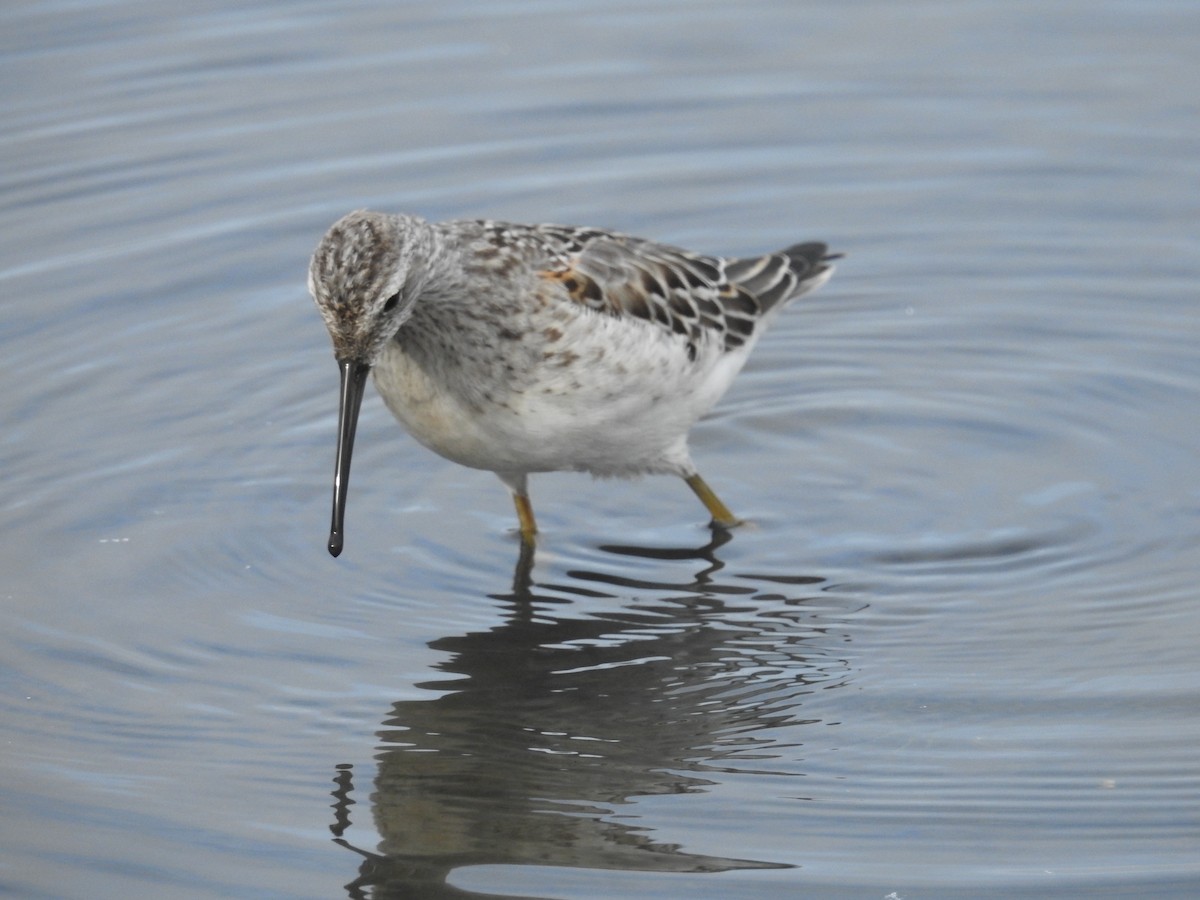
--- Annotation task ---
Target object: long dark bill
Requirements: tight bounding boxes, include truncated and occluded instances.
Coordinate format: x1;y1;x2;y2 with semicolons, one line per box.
328;359;370;557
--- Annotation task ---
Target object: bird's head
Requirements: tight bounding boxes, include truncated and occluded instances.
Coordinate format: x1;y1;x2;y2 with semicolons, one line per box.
308;209;432;367
307;209;434;557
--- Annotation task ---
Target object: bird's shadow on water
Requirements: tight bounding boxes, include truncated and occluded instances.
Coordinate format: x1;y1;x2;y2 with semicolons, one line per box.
329;529;858;899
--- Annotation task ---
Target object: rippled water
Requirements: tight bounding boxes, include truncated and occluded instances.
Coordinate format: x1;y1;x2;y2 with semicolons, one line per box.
3;0;1199;897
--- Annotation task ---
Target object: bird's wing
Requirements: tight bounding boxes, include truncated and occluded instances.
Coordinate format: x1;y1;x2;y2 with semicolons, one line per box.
527;224;834;353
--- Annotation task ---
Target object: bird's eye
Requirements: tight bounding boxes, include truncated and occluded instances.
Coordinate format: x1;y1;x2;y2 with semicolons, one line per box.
382;292;401;312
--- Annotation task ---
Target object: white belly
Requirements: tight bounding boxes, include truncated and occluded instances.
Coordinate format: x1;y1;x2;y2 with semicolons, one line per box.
372;317;752;478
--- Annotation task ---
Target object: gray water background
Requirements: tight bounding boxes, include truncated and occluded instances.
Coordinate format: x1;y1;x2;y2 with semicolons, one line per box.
2;1;1199;897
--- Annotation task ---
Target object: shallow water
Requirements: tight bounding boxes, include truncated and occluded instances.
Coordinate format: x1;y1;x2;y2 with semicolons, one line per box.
3;0;1199;897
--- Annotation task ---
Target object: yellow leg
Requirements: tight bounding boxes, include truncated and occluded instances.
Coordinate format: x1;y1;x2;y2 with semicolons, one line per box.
512;491;538;544
685;473;740;528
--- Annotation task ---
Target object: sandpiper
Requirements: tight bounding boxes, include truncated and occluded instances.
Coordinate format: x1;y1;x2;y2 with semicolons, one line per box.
309;210;838;555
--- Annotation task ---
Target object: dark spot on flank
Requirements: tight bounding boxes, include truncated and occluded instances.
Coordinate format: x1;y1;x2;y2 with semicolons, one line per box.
727;316;754;338
724;332;747;350
543;327;563;342
724;289;759;317
668;292;697;320
498;327;522;341
695;295;722;318
640;270;665;298
620;289;651;321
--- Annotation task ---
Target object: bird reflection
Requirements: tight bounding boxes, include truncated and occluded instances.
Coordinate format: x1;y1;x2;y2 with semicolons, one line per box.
331;530;851;898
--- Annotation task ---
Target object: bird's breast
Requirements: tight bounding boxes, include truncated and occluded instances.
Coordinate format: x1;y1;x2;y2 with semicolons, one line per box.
372;313;750;476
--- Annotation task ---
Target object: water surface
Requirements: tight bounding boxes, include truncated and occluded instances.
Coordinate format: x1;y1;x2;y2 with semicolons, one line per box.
2;0;1199;897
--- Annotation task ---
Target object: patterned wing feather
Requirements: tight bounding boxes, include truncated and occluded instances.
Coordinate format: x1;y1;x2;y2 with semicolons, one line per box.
532;225;836;355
